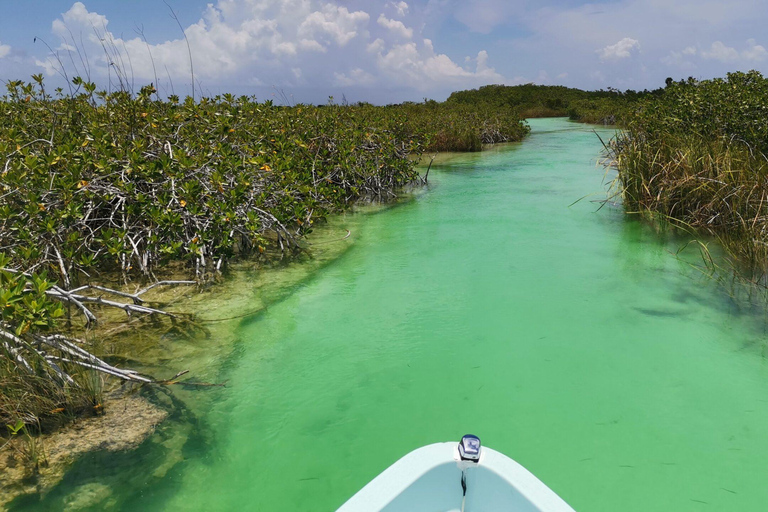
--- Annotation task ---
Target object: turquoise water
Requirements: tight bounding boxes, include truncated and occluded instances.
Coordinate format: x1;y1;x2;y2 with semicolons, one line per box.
12;118;768;511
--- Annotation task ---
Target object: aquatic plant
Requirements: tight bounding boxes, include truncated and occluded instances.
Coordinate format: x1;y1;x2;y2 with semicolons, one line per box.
608;70;768;280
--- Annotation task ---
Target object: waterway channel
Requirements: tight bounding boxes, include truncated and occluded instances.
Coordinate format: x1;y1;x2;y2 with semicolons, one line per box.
11;118;768;511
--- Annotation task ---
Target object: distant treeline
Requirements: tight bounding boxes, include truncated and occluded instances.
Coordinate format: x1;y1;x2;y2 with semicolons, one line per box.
446;83;664;125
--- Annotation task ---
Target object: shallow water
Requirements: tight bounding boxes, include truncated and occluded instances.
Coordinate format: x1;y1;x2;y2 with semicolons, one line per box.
12;118;768;511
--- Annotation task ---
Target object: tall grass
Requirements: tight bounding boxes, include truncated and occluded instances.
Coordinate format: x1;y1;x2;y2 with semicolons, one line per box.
610;71;768;279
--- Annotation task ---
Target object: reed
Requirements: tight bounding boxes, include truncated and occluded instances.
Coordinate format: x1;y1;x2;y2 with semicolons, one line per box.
609;71;768;280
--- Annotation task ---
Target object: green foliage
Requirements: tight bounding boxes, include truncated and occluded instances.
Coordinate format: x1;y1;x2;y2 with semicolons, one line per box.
623;71;768;152
6;420;24;436
610;70;768;276
0;77;529;428
1;79;413;282
0;255;64;337
446;83;660;125
0;78;528;285
391;101;529;152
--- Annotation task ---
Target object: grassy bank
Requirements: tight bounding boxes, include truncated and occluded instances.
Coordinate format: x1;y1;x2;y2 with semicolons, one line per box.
448;74;768;281
0;77;527;436
608;71;768;279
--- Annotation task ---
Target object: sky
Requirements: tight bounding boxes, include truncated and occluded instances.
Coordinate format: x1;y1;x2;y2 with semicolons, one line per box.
0;0;767;104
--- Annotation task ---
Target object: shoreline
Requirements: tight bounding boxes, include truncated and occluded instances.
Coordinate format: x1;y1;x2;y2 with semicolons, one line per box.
0;390;167;510
0;137;531;506
0;201;405;506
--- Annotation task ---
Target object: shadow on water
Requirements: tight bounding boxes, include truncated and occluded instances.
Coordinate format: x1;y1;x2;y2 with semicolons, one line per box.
8;384;219;511
6;207;405;510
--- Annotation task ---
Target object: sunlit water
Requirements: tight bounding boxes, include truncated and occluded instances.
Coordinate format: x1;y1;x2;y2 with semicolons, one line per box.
11;118;768;511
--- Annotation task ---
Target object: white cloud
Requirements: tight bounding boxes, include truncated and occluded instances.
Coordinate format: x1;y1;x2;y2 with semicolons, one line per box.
7;0;768;100
476;50;491;73
662;39;767;73
298;5;369;47
0;43;10;59
390;1;409;17
39;1;371;84
742;39;768;61
334;67;376;86
377;14;413;39
702;41;740;62
373;40;504;90
52;1;108;38
512;0;768;89
598;37;640;61
299;38;326;52
661;47;697;69
367;38;385;54
701;40;767;62
36;0;506;100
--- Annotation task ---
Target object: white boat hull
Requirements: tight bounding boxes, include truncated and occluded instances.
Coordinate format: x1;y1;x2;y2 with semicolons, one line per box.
338;441;575;512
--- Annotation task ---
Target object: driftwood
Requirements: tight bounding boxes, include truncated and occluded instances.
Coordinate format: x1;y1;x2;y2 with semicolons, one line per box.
0;276;198;386
2;267;195;327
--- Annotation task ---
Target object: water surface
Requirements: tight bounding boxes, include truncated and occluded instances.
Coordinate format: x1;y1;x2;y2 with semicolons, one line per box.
13;118;768;511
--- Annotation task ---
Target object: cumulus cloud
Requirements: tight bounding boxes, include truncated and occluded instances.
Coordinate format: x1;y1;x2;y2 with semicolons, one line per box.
298;5;369;47
0;42;10;59
661;46;697;69
701;39;767;62
372;39;504;90
367;38;386;54
35;0;505;100
377;14;413;39
662;39;768;72
475;50;491;73
52;1;108;36
597;38;640;61
8;0;768;100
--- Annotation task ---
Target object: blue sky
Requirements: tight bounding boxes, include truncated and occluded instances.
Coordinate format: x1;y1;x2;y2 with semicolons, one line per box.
1;0;767;103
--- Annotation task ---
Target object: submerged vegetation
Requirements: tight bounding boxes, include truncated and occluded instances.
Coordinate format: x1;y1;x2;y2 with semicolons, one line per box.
608;71;768;280
0;76;527;433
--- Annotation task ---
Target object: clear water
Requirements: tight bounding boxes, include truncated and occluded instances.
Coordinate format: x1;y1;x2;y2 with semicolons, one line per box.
11;118;768;511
